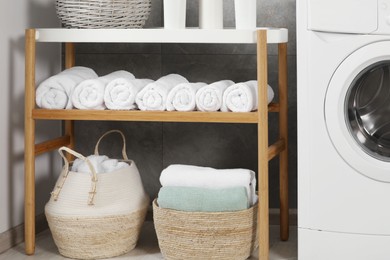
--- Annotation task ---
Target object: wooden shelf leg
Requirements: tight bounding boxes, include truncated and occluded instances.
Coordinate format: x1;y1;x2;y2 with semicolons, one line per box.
24;28;36;255
257;30;269;260
64;43;75;160
278;42;289;241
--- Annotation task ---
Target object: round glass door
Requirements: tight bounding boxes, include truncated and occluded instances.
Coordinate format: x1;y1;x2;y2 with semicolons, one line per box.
325;41;390;182
346;62;390;162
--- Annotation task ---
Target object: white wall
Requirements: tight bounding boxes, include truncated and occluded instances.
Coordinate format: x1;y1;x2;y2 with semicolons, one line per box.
0;0;61;233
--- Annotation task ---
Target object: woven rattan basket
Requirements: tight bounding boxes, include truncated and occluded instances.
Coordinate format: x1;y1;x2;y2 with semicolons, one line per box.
45;131;150;259
46;208;148;259
55;0;152;28
153;199;259;260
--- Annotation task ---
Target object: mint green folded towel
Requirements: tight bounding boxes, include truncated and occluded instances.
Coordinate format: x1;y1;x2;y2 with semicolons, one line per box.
157;186;249;212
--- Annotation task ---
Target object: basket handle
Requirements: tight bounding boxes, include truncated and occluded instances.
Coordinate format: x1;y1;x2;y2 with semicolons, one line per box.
94;130;129;160
51;146;98;206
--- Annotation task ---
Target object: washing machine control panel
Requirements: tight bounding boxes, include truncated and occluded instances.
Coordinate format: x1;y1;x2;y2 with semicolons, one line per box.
377;0;390;34
308;0;390;35
307;0;378;34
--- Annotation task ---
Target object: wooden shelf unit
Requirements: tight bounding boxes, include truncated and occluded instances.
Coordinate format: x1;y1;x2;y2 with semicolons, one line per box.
24;28;289;259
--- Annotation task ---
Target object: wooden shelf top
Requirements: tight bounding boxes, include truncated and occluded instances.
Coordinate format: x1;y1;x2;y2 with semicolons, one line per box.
33;28;288;44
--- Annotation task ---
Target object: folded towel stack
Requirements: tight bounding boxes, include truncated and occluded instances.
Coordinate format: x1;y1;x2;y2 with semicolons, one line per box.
71;154;129;174
36;66;98;109
72;70;135;110
136;74;189;111
158;164;258;212
157;186;249;212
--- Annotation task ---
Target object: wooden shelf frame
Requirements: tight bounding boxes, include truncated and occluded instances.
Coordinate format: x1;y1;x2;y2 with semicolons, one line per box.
31;104;279;123
24;28;288;259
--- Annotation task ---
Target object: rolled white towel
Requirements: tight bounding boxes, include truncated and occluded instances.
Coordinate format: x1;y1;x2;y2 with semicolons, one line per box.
36;66;98;109
160;164;258;206
136;74;189;111
72;70;135;110
166;82;207;111
196;80;234;112
221;80;275;112
104;78;153;110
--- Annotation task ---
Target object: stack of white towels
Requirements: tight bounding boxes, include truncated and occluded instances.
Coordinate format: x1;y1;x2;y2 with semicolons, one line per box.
157;164;258;212
36;66;274;112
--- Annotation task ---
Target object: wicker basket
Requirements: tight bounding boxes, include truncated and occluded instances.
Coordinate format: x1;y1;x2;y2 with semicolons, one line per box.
55;0;152;28
153;199;259;260
46;208;147;259
45;131;150;259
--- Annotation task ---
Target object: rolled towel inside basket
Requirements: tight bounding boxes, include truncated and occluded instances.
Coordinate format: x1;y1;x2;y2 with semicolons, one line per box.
221;80;275;112
166;82;207;111
104;78;153;110
157;186;249;212
72;70;135;110
160;164;258;206
136;74;189;111
195;80;234;112
36;66;98;109
71;155;129;174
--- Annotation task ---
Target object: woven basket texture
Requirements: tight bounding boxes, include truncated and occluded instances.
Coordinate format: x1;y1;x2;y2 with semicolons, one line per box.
46;207;147;259
55;0;152;28
153;199;259;260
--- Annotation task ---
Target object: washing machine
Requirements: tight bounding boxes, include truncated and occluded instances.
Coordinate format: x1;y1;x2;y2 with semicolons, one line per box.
297;0;390;259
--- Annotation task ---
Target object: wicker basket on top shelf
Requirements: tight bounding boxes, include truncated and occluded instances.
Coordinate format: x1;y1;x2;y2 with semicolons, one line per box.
55;0;152;29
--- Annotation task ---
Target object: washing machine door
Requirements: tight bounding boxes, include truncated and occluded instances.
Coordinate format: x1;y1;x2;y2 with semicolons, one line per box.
325;41;390;182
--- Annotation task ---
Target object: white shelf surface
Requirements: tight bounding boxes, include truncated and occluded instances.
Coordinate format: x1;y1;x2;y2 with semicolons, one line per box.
34;27;288;44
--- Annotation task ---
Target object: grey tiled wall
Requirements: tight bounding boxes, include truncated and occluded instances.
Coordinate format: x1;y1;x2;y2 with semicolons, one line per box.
73;0;297;208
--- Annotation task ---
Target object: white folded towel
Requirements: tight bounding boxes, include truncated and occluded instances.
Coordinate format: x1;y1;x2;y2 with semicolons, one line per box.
136;74;189;111
221;80;275;112
160;164;258;206
71;155;129;174
72;70;135;110
36;66;98;109
104;78;153;110
166;82;207;111
195;80;234;112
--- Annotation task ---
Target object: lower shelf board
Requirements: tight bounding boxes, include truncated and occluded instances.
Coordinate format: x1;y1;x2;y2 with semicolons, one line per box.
32;109;261;123
31;103;279;123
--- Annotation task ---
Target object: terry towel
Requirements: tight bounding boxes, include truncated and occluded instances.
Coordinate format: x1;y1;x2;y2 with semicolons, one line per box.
157;186;249;212
136;74;189;111
104;78;153;110
221;80;275;112
36;66;98;109
160;164;258;206
196;80;234;112
71;155;129;174
72;70;135;110
166;82;207;111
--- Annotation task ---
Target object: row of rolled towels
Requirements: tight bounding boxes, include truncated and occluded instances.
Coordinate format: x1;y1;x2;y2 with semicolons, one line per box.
36;66;274;112
157;164;258;212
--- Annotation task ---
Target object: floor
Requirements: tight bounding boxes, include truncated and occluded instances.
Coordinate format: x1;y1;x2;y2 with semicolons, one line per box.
0;222;297;259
